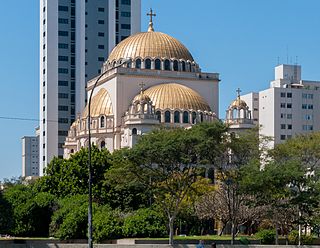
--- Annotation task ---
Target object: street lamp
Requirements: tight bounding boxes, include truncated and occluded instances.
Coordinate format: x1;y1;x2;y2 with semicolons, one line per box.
87;58;131;248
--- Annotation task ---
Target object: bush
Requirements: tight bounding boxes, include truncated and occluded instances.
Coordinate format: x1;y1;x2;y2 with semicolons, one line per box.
93;206;124;242
239;237;250;245
50;195;88;240
288;230;313;245
256;229;275;244
122;208;167;238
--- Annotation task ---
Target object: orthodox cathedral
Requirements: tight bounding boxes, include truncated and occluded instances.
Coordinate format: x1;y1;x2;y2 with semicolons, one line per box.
63;11;253;158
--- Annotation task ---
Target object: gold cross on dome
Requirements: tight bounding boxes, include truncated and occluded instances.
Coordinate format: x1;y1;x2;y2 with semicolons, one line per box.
139;82;146;92
236;88;242;98
147;8;156;23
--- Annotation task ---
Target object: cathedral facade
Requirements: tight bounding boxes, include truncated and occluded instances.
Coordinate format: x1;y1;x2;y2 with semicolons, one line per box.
63;13;221;158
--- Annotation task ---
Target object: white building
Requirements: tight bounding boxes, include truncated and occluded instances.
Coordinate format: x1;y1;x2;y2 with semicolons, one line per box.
242;64;320;147
63;13;220;158
22;134;39;177
39;0;141;175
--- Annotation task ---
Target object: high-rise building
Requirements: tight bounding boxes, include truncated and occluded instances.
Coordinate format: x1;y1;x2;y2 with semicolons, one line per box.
242;64;320;147
39;0;141;175
22;134;39;177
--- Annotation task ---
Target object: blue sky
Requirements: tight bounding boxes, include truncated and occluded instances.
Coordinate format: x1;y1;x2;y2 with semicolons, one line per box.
1;0;320;181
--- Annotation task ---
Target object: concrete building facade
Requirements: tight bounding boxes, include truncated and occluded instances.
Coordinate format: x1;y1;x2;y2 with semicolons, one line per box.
22;136;40;177
39;0;141;175
242;64;320;147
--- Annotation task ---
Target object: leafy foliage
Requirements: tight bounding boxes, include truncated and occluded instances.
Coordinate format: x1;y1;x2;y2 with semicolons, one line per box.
122;208;167;238
256;229;275;244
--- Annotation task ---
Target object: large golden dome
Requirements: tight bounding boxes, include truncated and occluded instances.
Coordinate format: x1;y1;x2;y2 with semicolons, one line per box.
134;83;211;111
82;88;113;117
107;31;194;63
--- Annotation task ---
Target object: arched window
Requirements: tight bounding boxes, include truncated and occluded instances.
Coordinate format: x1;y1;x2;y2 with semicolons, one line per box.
113;61;117;67
187;62;192;72
165;111;171;123
70;149;74;153
181;61;186;71
156;111;161;121
174;111;180;123
200;113;204;122
155;59;161;70
100;141;105;149
135;59;141;69
100;116;105;128
132;128;137;135
173;60;179;71
183;111;189;123
127;61;132;68
192;112;197;124
145;59;151;69
164;59;170;70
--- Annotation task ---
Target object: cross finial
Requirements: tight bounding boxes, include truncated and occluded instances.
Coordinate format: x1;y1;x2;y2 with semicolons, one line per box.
236;88;241;98
147;8;156;32
139;82;146;93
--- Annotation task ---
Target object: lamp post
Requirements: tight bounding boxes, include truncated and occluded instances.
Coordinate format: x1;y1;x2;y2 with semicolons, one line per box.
87;58;131;248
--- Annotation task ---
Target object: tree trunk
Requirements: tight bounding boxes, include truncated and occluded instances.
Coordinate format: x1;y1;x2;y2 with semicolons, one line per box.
231;221;235;245
219;223;226;236
169;217;174;246
275;222;279;245
298;210;302;246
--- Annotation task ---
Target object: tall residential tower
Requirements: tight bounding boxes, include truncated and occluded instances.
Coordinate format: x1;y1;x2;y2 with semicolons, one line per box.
39;0;141;175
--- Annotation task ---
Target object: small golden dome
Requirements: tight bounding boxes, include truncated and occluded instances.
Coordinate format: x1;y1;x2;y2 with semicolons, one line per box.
107;31;194;63
134;83;211;111
231;98;248;108
135;90;151;103
82;88;113;117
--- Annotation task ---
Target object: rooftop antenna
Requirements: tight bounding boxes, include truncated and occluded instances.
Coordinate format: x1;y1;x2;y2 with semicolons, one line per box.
277;56;280;65
286;45;289;64
295;56;298;65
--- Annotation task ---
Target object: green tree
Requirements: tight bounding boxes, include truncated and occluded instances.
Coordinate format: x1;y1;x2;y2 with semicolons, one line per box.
34;146;112;203
127;126;213;245
50;194;89;240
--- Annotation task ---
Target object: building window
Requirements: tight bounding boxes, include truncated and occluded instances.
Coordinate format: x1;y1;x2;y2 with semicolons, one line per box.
58;80;68;86
121;24;131;29
164;60;170;70
58;118;68;123
280;103;286;108
287;92;292;98
100;116;105;128
58;105;68;111
165;111;171;123
121;11;131;17
58;43;68;49
98;32;104;37
156;111;161;121
58;68;68;74
308;104;313;109
288;124;292;130
98;45;104;49
305;114;313;120
145;59;151;69
303;125;313;131
281;124;286;129
181;61;186;71
98;20;104;24
155;59;161;70
173;60;179;71
174;111;180;123
280;113;286;118
58;130;68;136
100;141;106;149
98;57;104;61
58;31;68;36
280;92;286;97
135;59;141;69
98;7;105;12
58;56;68;61
58;18;68;24
132;128;137;135
287;103;292;108
302;104;307;109
183;111;189;123
58;6;68;11
287;114;292;119
280;135;286;140
192;112;197;124
121;0;131;5
58;93;68;99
